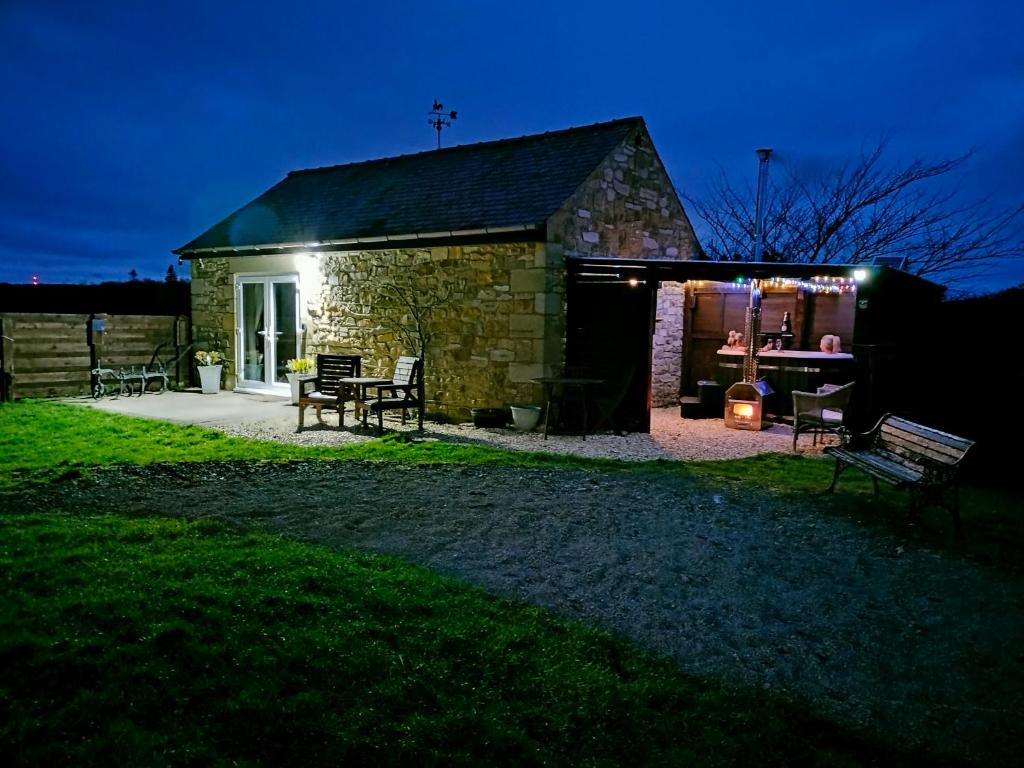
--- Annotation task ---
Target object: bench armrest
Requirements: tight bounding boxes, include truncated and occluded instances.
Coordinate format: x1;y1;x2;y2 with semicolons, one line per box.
917;455;956;484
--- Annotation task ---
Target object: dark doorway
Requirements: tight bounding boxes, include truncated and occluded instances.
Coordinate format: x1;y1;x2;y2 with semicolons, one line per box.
565;278;655;433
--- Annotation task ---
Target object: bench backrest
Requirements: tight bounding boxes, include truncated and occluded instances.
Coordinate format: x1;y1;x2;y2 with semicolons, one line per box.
872;414;974;473
314;354;361;397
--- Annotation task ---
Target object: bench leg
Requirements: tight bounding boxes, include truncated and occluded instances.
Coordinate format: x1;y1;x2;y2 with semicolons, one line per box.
297;404;305;431
377;408;384;433
314;405;325;425
872;477;880;497
950;486;963;538
826;459;848;493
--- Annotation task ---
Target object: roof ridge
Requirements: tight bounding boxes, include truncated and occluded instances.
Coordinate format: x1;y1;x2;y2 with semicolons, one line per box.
288;116;645;177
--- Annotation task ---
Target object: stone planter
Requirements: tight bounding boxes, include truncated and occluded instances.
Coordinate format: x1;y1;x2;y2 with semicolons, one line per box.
286;372;316;405
510;404;541;431
197;365;223;394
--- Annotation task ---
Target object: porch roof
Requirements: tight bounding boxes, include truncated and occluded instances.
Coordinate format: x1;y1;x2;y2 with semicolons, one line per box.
566;256;945;295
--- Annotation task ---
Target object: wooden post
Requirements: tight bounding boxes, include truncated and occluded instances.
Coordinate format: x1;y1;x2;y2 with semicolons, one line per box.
0;317;9;402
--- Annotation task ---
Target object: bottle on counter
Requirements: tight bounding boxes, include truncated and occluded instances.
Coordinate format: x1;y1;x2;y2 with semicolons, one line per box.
781;311;792;335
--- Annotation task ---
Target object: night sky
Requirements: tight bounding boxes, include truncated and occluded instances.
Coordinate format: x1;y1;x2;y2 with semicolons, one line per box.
2;0;1021;293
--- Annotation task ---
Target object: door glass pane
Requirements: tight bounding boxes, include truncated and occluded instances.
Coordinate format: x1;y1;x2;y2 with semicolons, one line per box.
272;281;298;384
241;282;265;382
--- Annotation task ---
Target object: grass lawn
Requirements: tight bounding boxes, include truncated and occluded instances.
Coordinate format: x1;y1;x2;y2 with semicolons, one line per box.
0;400;1016;764
2;511;924;767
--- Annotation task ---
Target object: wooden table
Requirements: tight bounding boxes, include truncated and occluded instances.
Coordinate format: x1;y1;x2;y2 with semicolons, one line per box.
340;376;393;425
531;376;605;440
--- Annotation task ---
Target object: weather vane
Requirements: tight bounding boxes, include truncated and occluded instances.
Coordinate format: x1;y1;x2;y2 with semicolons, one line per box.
427;99;457;149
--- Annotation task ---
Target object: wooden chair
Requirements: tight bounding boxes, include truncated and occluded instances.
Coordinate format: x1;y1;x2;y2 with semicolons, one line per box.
297;354;361;430
358;356;424;433
791;381;854;451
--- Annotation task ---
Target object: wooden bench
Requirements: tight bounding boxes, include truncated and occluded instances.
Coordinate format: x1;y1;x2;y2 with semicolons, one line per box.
824;413;974;534
357;356;424;433
297;354;361;430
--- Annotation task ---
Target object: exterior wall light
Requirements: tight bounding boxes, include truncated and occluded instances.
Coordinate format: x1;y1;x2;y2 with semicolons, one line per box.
853;269;868;282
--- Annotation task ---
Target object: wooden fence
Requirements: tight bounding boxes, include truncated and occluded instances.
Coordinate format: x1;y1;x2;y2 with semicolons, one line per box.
0;313;190;400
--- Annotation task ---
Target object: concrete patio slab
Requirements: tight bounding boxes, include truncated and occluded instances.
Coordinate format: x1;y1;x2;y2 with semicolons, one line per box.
71;389;293;429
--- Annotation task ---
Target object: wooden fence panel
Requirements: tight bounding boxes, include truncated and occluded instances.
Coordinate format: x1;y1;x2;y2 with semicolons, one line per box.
0;313;191;399
0;314;92;398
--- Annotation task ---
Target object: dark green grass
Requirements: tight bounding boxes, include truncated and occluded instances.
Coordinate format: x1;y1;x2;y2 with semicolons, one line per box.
1;512;929;767
2;401;1019;569
0;401;634;493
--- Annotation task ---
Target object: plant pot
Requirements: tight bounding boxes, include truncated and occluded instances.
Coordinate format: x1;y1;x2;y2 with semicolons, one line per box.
471;407;510;428
286;374;313;405
198;365;223;394
510;404;541;432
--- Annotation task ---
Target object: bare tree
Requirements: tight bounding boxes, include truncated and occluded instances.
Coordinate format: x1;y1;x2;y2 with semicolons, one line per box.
371;278;453;369
686;141;1024;284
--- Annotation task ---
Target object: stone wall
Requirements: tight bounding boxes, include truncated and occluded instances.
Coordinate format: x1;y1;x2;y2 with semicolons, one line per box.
547;123;699;260
189;256;235;382
190;242;566;418
311;242;564;418
652;281;685;407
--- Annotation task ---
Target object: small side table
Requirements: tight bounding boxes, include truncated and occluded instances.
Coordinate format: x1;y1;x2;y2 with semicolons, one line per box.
531;376;605;440
340;376;394;426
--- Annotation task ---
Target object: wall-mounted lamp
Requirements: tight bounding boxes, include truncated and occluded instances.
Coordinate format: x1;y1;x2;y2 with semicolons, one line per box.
853;269;868;282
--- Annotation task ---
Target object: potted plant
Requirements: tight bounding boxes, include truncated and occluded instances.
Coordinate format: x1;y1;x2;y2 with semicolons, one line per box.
285;358;316;404
195;350;225;394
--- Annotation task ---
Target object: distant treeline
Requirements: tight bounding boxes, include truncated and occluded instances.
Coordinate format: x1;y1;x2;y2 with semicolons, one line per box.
0;281;190;316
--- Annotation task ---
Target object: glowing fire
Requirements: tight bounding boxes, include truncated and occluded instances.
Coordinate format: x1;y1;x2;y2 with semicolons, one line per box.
733;403;755;419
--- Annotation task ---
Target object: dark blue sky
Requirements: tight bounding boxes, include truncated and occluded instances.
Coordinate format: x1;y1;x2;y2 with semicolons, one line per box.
2;0;1021;292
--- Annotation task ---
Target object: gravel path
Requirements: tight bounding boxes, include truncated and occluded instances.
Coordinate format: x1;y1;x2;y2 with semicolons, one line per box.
215;404;806;462
15;459;1023;766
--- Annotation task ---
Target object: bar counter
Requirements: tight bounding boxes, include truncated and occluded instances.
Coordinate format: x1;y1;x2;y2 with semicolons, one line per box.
716;349;855;416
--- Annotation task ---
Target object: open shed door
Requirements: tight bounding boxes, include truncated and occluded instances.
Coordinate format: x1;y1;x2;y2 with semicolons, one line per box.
565;278;655;433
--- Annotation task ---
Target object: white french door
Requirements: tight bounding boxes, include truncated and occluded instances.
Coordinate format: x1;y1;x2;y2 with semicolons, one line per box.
235;274;300;392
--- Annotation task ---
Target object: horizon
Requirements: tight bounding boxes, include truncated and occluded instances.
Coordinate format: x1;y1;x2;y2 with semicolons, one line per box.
1;0;1021;294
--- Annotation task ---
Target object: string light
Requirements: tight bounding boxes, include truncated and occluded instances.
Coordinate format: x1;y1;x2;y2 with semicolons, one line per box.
686;275;858;293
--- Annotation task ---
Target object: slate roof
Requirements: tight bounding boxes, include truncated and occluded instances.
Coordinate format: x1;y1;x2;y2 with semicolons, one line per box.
176;117;643;254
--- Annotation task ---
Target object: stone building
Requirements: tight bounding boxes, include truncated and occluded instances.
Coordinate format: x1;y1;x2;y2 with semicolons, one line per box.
175;117;698;421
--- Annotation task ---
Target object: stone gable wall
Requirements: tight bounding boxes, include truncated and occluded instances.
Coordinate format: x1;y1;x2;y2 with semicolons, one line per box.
547;124;699;260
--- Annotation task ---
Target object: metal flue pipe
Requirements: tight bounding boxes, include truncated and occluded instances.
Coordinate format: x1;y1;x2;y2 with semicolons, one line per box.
752;148;773;262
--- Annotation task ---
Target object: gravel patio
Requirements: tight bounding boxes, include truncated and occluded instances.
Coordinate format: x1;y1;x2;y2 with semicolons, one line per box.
52;393;1024;764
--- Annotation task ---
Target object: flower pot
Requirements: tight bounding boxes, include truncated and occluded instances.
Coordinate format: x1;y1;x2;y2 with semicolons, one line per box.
198;365;223;394
510;404;542;431
471;407;510;428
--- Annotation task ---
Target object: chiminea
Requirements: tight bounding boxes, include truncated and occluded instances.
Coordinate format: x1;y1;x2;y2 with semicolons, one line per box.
724;281;773;430
724;379;773;430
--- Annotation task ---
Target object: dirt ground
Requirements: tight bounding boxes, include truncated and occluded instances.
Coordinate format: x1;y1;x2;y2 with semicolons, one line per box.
13;460;1024;766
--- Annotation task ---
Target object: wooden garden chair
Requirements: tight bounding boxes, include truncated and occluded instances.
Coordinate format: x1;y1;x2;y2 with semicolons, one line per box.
297;354;361;430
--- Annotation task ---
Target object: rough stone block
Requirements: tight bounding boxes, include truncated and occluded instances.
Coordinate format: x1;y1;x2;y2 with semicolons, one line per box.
534;292;561;315
510;268;546;293
509;363;544;382
509;314;544;337
489;348;515;362
581;231;600;244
